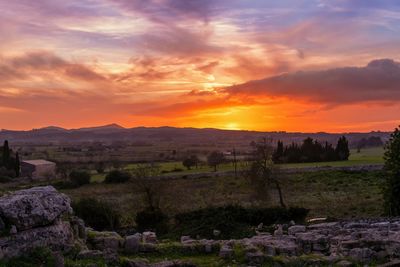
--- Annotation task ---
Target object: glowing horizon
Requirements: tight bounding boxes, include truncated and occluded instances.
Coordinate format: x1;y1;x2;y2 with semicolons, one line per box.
1;0;400;132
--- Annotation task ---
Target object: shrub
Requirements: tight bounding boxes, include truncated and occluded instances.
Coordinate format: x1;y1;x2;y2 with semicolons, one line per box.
69;170;91;187
136;208;168;235
72;198;120;231
104;170;131;184
173;205;309;239
2;247;55;267
0;175;13;183
0;167;16;180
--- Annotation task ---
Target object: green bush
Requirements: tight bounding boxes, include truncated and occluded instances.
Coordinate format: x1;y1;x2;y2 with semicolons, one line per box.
69;171;91;187
173;205;309;239
104;170;131;184
72;198;120;231
136;208;168;235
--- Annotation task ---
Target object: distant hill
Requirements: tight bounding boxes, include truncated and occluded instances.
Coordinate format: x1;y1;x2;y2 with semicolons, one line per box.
0;124;391;147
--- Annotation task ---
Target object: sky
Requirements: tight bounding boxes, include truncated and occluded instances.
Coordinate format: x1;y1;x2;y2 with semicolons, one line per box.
0;0;400;132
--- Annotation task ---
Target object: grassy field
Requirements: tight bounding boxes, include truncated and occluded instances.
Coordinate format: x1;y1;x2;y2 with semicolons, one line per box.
90;147;385;183
60;169;386;228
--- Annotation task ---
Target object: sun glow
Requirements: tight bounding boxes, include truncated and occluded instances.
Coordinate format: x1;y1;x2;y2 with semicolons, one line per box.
224;122;241;130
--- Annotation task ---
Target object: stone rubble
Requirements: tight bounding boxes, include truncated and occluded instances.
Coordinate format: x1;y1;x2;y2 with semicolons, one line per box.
4;186;400;266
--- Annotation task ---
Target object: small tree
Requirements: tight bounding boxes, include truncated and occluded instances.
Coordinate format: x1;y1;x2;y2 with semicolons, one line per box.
182;156;197;170
15;152;20;177
104;170;131;183
2;140;10;168
244;138;286;207
132;163;164;211
384;126;400;216
272;141;284;163
335;136;350;161
207;151;225;172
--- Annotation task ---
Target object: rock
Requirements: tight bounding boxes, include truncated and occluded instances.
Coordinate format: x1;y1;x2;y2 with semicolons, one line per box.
246;251;264;264
124;259;150;267
88;231;123;252
289;220;296;226
219;245;234;259
0;186;72;231
181;236;192;243
70;216;86;241
274;225;283;237
378;259;400;267
9;225;17;235
125;234;141;254
77;250;103;259
288;225;306;235
349;247;376;262
0;221;74;259
336;260;353;267
143;231;158;244
213;229;221;237
139;243;157;253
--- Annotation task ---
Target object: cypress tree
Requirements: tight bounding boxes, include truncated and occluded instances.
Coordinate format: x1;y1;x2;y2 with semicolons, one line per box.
15;152;20;177
2;140;10;168
335;136;350;161
384;126;400;215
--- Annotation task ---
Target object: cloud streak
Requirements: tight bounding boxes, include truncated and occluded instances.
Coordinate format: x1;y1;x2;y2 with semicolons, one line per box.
227;59;400;105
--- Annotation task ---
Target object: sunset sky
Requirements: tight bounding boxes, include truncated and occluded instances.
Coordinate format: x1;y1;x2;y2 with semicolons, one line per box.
1;0;400;132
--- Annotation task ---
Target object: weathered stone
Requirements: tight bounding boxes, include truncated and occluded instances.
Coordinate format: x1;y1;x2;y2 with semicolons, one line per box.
125;234;141;254
288;225;306;235
88;231;123;252
246;251;264;264
77;249;103;259
181;236;192;243
139;243;157;253
336;260;353;267
349;247;376;262
0;217;5;231
0;186;72;231
124;259;150;267
219;245;234;259
0;221;74;259
9;225;17;235
143;231;158;244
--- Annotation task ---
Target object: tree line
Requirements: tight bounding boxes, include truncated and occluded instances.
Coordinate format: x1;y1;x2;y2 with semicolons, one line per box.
272;136;350;164
0;140;20;178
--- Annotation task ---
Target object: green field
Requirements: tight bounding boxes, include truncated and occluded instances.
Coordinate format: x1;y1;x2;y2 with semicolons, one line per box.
59;169;386;228
90;147;385;183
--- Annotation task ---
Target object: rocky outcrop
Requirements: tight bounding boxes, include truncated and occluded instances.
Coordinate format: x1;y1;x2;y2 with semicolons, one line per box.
0;186;79;260
0;186;72;231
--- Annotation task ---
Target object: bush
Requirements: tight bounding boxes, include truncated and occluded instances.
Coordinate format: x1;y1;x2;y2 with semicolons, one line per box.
0;175;13;183
104;170;131;184
0;167;16;179
72;198;120;231
69;170;91;187
173;205;309;239
136;208;168;235
1;247;55;267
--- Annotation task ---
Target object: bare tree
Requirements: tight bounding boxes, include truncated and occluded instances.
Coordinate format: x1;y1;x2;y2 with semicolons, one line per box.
243;138;286;207
131;163;164;210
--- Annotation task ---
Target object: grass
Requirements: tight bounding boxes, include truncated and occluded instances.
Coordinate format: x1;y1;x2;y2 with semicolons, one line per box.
58;169;386;229
89;147;385;183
